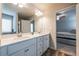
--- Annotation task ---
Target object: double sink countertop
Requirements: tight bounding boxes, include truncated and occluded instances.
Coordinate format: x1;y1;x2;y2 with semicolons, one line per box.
0;32;49;47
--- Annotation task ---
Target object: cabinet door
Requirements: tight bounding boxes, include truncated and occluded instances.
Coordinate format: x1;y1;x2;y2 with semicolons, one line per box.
45;39;49;50
47;39;49;48
36;37;43;56
36;43;43;56
43;39;47;52
43;35;49;52
0;46;7;56
11;49;25;56
46;35;49;49
24;44;36;56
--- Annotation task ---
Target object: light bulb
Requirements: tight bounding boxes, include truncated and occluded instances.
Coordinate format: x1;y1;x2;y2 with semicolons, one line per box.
35;9;43;16
13;3;17;5
18;4;23;8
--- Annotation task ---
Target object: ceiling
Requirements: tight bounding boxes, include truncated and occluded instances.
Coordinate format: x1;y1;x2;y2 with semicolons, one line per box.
2;3;76;19
33;3;76;12
2;3;34;19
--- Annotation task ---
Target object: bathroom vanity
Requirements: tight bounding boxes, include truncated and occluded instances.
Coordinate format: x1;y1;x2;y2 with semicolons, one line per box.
0;4;50;56
0;33;50;56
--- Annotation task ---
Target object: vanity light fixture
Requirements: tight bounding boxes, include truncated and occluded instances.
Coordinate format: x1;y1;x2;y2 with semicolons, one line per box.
13;3;28;8
13;3;18;5
18;3;24;8
35;9;43;16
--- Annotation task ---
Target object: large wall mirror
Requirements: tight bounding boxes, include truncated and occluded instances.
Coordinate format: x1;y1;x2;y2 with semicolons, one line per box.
2;3;17;34
2;3;35;35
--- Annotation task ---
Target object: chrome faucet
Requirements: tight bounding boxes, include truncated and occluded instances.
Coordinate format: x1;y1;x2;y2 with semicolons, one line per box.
17;33;22;37
31;32;34;35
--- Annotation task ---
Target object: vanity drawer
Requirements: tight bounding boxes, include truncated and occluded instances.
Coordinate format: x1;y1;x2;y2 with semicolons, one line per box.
24;44;36;56
10;44;36;56
7;39;35;55
36;36;43;42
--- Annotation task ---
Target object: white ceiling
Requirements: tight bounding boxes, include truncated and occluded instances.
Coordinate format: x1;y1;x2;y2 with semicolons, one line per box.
2;3;34;18
2;3;76;19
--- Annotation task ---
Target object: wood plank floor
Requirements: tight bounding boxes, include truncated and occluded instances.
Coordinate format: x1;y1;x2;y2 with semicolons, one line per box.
42;48;72;56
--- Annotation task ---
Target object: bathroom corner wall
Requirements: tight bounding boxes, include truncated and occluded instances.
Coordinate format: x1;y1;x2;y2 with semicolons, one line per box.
35;10;56;50
44;11;56;50
35;4;74;50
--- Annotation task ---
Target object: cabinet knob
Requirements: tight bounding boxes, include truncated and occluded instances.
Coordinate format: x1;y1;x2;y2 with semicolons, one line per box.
25;49;29;52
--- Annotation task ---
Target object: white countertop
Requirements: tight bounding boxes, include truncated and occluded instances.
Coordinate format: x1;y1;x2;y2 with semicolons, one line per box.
0;32;49;47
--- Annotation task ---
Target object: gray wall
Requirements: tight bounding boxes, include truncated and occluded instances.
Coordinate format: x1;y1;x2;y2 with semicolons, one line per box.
56;8;76;33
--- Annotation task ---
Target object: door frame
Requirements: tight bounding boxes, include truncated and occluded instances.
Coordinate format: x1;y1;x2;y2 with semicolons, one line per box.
55;4;76;55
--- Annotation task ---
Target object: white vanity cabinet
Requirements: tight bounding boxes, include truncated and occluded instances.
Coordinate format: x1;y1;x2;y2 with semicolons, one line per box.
36;34;49;56
0;38;36;56
7;39;35;55
0;34;50;56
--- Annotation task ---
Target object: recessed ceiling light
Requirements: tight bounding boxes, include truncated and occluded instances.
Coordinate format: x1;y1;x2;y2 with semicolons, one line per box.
13;3;28;8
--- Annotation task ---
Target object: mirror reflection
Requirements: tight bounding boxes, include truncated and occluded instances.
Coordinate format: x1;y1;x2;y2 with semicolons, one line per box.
18;14;35;33
2;3;35;35
2;3;17;34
